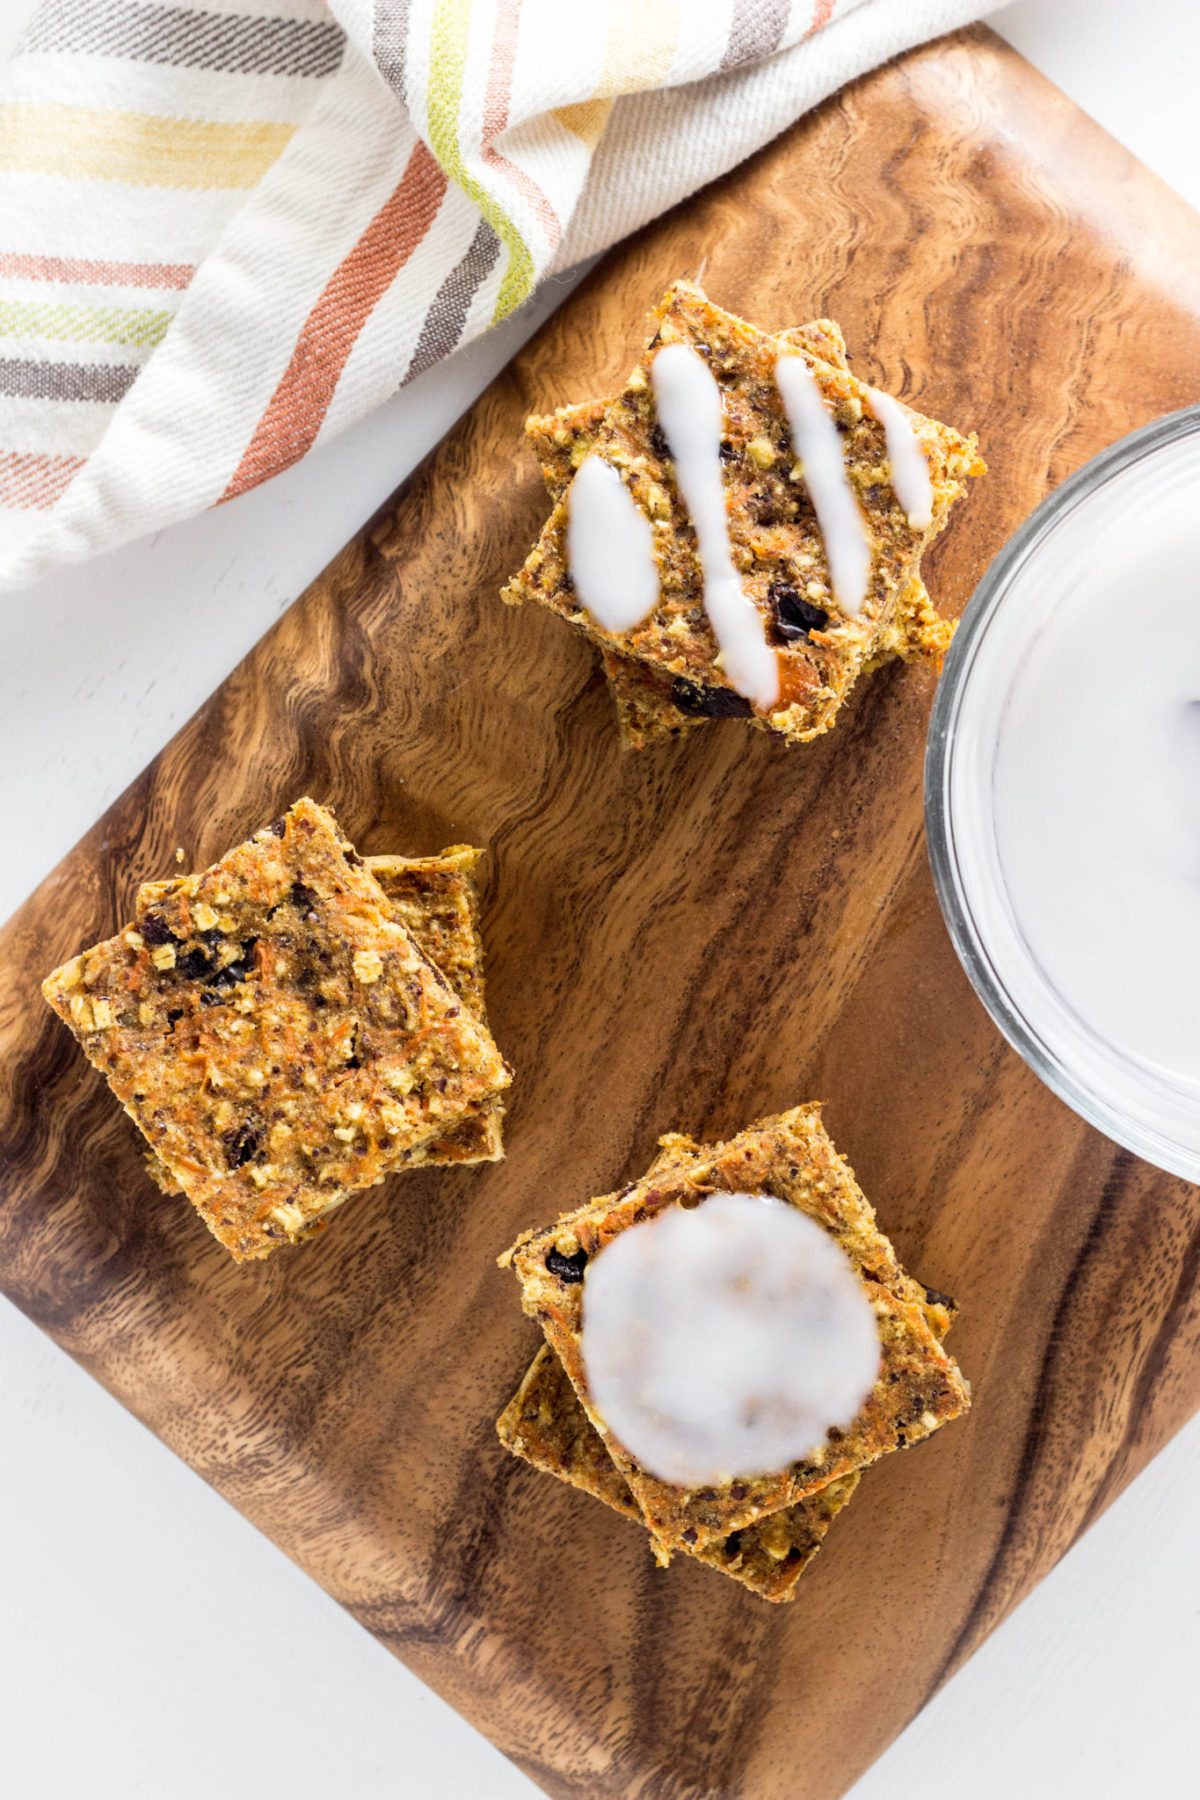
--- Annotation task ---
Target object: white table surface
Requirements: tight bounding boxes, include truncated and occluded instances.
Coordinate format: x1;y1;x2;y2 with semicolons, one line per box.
3;4;1199;1795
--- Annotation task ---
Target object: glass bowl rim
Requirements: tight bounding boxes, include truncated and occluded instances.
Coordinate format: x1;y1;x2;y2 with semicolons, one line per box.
924;401;1200;1181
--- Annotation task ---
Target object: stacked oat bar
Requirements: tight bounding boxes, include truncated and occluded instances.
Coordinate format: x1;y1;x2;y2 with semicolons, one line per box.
499;1107;969;1602
504;283;984;749
42;798;510;1261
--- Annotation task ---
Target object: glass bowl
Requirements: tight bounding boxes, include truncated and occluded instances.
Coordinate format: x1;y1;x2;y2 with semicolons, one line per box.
925;404;1200;1183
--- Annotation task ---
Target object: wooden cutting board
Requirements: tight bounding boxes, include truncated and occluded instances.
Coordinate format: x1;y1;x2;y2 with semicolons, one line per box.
4;26;1200;1799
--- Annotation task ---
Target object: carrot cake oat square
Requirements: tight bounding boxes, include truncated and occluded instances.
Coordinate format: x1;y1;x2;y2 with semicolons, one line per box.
138;841;505;1194
524;322;864;751
526;323;869;748
43;799;510;1261
501;1106;968;1555
366;847;489;1017
498;1339;861;1603
504;282;982;745
365;849;504;1168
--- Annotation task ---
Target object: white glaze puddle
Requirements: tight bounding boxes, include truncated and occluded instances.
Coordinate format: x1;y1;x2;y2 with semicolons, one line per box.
867;387;934;530
994;505;1200;1083
580;1192;882;1487
565;453;660;634
651;342;779;709
774;352;872;617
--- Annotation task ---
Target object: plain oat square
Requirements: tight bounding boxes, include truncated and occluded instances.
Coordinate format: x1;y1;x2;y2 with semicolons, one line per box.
140;842;505;1192
365;848;504;1167
43;799;510;1261
501;1106;968;1554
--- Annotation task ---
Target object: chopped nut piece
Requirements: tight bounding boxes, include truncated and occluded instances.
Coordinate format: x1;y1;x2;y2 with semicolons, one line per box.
757;1511;795;1561
352;948;384;984
150;944;176;971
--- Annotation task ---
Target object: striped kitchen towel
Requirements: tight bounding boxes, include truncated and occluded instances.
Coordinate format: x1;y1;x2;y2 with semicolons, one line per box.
0;0;986;592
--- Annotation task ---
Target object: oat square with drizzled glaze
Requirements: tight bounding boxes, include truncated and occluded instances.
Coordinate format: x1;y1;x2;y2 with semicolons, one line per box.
525;317;958;748
503;282;983;744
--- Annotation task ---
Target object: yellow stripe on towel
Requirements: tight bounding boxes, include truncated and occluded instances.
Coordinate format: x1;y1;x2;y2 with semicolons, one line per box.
0;298;172;350
0;103;297;190
597;0;681;97
551;99;613;150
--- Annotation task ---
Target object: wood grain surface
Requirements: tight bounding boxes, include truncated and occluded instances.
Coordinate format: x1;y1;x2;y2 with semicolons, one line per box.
4;27;1200;1800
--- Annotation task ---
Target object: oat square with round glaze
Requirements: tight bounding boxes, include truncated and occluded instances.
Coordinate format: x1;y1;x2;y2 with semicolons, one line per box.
499;1136;864;1603
500;1106;969;1555
497;1133;958;1600
498;1339;862;1603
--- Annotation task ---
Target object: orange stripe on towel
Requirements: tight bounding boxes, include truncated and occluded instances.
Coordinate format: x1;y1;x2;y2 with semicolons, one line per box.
480;0;559;250
222;140;448;502
0;254;195;291
0;450;83;509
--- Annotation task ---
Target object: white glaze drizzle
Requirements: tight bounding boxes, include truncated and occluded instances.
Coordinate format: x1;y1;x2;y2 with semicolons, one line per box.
866;386;934;529
580;1192;882;1488
774;352;872;618
565;453;660;634
651;342;779;709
